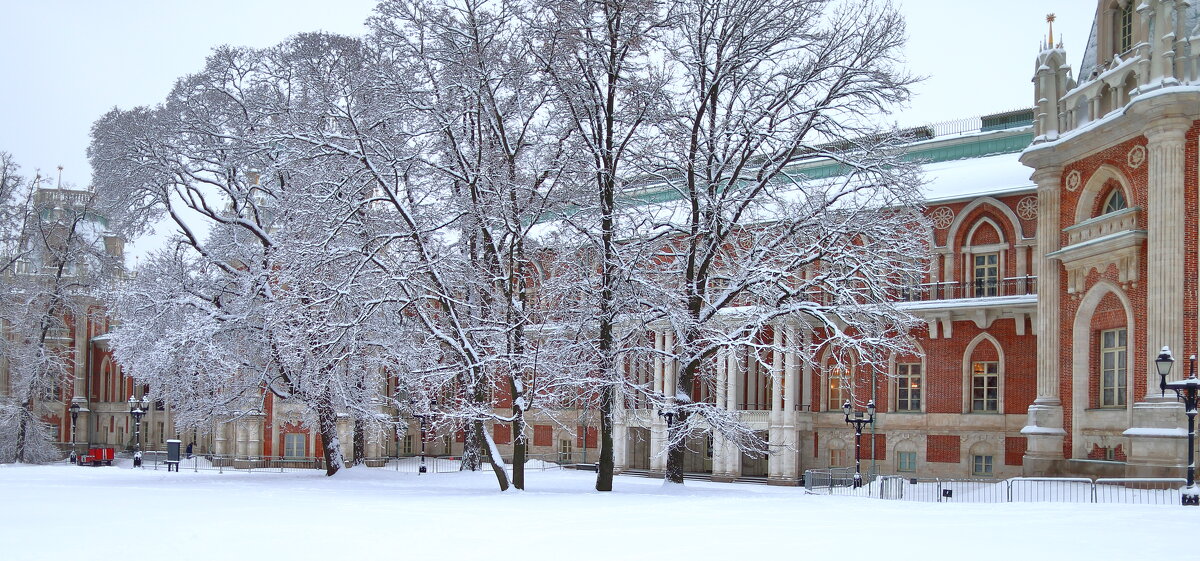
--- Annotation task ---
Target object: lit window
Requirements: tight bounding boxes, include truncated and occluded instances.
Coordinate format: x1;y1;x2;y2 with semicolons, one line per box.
896;363;922;412
897;451;917;473
1102;189;1127;214
973;253;999;297
972;454;994;477
283;433;305;458
971;362;999;412
827;365;850;411
1100;328;1127;407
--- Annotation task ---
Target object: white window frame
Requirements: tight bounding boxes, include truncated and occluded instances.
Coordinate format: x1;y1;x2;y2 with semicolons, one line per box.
973;252;1000;297
283;433;306;458
1100;328;1127;408
972;454;994;477
971;361;999;413
897;451;917;473
896;363;922;412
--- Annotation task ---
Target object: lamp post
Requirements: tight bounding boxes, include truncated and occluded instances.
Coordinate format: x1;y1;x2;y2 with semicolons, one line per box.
1155;346;1200;506
412;399;436;474
842;399;876;488
68;402;80;462
128;394;149;466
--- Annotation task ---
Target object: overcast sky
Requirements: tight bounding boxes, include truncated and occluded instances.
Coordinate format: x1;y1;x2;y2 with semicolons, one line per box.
0;0;1096;188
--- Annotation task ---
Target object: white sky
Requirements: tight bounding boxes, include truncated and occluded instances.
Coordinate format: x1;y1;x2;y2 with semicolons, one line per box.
0;0;1096;188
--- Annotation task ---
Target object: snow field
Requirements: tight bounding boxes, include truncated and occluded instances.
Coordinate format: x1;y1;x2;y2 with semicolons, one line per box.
1;463;1194;561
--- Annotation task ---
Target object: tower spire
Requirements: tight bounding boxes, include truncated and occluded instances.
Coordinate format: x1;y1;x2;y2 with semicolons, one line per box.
1046;13;1056;49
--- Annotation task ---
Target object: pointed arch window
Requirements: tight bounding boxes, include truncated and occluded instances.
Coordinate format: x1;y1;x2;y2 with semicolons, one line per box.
1102;189;1127;215
827;365;850;412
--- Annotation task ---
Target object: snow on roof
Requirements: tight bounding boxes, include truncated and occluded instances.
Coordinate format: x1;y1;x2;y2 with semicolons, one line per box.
920;152;1034;204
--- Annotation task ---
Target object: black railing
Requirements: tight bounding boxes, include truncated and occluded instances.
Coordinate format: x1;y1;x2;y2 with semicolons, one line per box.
899;276;1036;303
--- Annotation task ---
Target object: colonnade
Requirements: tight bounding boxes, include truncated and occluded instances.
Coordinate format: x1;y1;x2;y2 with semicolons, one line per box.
612;324;814;483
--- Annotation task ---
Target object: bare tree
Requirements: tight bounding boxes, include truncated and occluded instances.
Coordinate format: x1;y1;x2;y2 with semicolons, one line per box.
529;0;671;491
632;0;926;484
1;155;121;463
369;0;584;490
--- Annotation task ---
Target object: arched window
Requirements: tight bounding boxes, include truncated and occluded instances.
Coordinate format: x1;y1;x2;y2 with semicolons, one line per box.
1101;188;1127;214
826;364;851;412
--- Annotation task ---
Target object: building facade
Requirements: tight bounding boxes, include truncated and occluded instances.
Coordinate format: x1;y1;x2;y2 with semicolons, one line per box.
19;1;1200;483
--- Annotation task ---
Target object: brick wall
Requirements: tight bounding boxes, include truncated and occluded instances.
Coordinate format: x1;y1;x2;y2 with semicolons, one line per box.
927;435;960;463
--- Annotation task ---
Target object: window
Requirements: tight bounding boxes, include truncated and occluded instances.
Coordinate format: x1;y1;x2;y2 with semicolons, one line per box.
1118;1;1133;54
897;451;917;473
827;366;850;411
559;438;574;463
896;363;922;412
972;454;994;477
1100;328;1127;407
973;253;999;297
1102;189;1127;214
283;433;305;458
829;448;847;468
971;362;999;412
402;434;413;455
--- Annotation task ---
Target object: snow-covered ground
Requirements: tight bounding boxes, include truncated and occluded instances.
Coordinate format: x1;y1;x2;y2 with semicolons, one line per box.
3;462;1194;561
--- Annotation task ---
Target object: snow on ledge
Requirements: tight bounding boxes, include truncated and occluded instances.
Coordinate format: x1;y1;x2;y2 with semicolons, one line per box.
1122;427;1187;438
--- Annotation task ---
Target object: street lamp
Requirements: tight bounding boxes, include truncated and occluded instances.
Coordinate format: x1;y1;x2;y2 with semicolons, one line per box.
842;399;876;489
1155;346;1200;506
128;394;149;466
68;402;80;462
411;399;436;474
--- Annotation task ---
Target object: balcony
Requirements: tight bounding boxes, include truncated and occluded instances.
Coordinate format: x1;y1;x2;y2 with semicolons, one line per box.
898;276;1037;303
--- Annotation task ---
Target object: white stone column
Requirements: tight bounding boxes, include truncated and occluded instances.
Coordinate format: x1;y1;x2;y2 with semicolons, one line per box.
1125;123;1190;478
711;346;730;479
214;419;229;455
249;413;263;457
650;331;666;472
720;345;739;474
1145;125;1187;394
72;313;87;399
1021;166;1066;473
235;419;248;457
783;325;800;479
613;351;628;472
801;329;813;412
726;345;742;478
768;329;784;479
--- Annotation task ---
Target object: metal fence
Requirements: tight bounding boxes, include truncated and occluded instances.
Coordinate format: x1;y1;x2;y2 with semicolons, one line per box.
140;452;567;475
804;470;1187;505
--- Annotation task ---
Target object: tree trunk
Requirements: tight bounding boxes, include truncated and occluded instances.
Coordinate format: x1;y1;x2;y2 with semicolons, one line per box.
479;419;511;491
596;386;615;490
665;351;697;484
664;411;688;484
461;421;481;471
352;418;365;466
14;404;29;463
315;392;343;476
511;381;526;489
